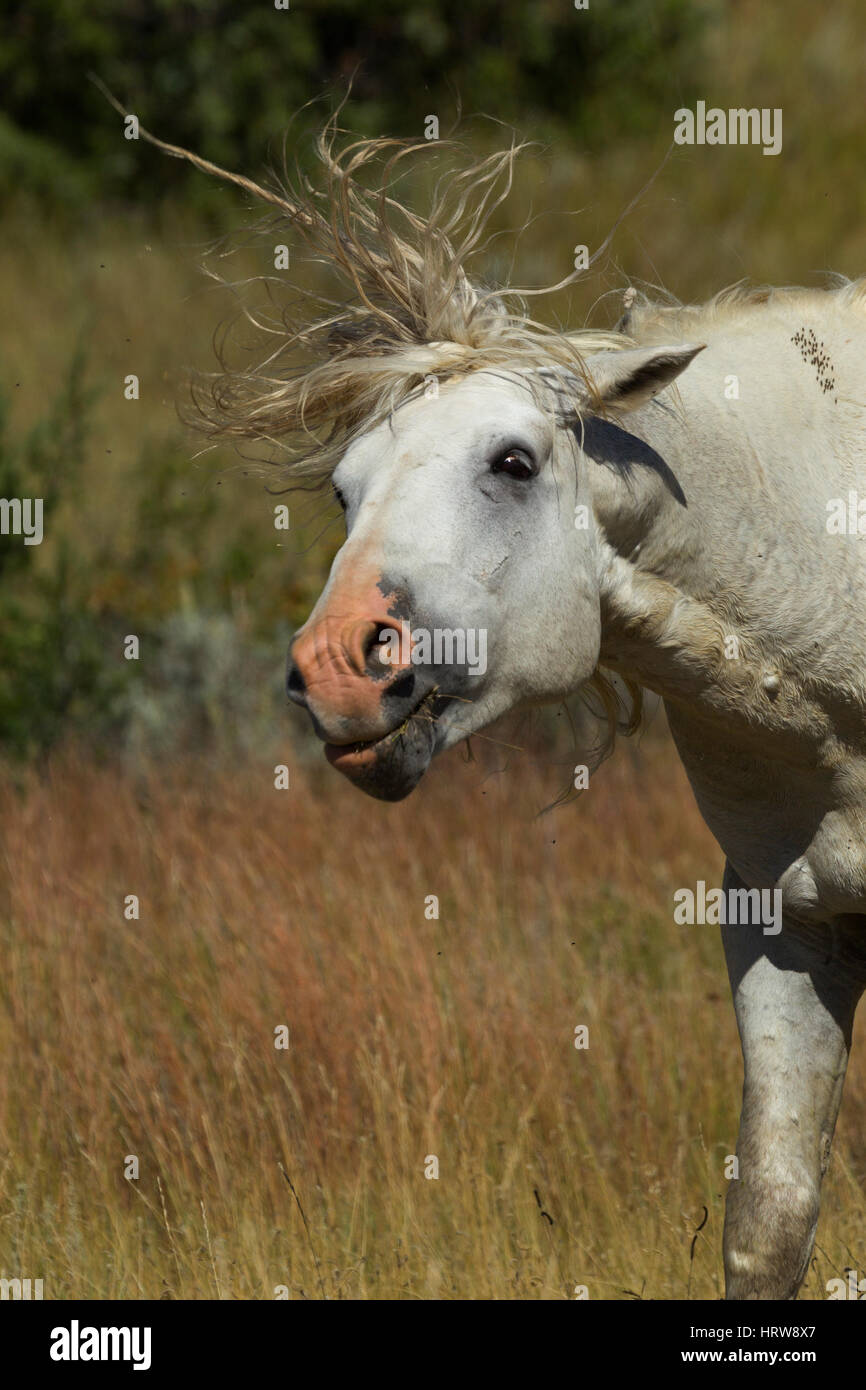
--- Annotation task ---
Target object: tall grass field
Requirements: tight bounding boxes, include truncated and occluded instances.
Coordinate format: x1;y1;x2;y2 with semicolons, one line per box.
1;735;864;1299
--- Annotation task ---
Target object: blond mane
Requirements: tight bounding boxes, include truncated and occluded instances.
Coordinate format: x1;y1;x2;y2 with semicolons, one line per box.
622;276;866;344
89;84;637;486
180;118;631;485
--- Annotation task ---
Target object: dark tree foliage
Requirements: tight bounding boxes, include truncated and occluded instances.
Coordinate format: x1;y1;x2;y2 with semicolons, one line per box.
0;0;708;209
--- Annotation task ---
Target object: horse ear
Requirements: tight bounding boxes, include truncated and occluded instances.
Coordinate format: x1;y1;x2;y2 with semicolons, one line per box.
584;344;705;412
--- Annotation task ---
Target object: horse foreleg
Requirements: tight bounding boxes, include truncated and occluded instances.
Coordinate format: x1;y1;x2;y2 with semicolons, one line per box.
721;863;866;1300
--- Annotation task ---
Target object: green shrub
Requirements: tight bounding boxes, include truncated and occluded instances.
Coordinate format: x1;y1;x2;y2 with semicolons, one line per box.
0;350;132;757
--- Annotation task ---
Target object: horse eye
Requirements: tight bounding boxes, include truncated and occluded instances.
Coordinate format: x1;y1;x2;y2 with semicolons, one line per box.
490;448;535;481
333;484;347;510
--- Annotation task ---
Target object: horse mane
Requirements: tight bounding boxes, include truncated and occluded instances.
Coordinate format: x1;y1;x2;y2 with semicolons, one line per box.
91;84;635;485
622;276;866;343
186;121;635;485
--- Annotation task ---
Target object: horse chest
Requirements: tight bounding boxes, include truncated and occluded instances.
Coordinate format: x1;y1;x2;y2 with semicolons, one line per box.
665;702;866;925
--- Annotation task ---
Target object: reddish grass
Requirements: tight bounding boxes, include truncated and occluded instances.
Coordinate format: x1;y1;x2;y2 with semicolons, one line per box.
0;728;864;1298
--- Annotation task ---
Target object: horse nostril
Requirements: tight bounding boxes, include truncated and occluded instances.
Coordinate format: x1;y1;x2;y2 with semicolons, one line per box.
363;623;397;677
362;622;416;698
286;662;306;704
386;671;416;702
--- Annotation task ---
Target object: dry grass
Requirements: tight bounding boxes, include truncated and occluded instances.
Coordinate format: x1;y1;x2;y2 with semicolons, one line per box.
1;727;864;1300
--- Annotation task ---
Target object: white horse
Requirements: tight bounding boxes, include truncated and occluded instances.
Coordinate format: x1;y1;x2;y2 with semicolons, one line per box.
126;107;866;1299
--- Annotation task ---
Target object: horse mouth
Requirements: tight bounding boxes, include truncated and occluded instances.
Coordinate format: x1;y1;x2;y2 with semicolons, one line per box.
324;688;446;800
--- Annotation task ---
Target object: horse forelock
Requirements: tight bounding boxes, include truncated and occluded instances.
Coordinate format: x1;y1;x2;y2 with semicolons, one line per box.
156;116;638;485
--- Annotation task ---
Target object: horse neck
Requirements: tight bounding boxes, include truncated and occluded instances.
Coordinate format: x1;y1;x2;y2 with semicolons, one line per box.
585;309;866;710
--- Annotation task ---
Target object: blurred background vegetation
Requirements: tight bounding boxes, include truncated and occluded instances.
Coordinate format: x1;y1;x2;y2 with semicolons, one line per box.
1;0;865;761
